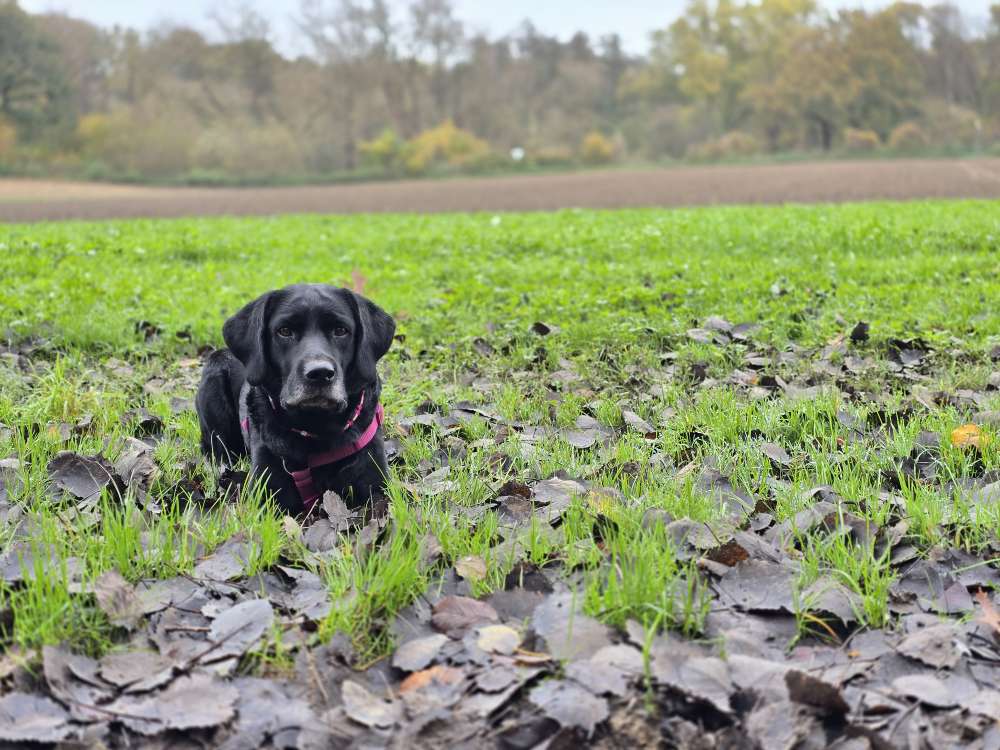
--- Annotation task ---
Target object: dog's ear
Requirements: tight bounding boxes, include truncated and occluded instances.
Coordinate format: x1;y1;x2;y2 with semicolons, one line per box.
223;291;276;386
347;290;395;385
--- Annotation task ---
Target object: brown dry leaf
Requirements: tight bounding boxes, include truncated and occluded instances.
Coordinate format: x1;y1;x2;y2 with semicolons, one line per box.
94;569;142;629
514;649;553;665
951;424;989;450
349;269;368;294
431;595;499;637
399;665;464;694
455;554;487;582
975;589;1000;639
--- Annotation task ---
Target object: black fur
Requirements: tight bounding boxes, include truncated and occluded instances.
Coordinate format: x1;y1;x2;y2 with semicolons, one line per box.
196;284;395;514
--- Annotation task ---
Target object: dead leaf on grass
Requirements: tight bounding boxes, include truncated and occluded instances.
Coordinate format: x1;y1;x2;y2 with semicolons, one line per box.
94;569;143;629
430;595;499;638
455;554;487;582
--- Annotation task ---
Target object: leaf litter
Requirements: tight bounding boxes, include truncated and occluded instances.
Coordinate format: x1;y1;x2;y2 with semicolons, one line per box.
3;318;1000;747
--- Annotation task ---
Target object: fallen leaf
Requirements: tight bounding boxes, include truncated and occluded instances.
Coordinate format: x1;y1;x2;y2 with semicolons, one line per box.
532;592;612;661
207;599;274;661
951;423;988;450
891;674;957;708
193;534;249;581
94;569;142;629
529;679;609;737
47;451;119;502
341;680;401;728
0;693;73;743
431;595;499;637
975;589;1000;639
399;665;464;694
476;624;521;655
392;634;449;672
110;673;238;734
897;624;960;669
455;554;487;582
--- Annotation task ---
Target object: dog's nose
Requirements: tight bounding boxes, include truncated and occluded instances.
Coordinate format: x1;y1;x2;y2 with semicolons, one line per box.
303;362;336;382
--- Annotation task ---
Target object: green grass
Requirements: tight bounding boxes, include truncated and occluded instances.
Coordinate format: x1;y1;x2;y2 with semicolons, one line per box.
1;200;999;661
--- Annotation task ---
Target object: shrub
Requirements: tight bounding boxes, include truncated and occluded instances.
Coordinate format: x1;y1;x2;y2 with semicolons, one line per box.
194;122;303;180
888;122;928;152
842;128;880;153
532;145;575;167
686;131;760;161
580;131;615;165
0;117;17;160
921;100;981;150
359;128;403;170
401;120;491;175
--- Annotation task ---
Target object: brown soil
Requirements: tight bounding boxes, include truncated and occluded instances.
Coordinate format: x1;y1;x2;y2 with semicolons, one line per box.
2;158;999;222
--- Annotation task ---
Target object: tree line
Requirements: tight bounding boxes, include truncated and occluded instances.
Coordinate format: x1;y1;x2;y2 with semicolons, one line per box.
1;0;998;183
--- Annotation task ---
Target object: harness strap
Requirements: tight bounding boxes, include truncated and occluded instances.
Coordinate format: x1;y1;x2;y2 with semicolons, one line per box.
239;390;384;514
288;403;384;513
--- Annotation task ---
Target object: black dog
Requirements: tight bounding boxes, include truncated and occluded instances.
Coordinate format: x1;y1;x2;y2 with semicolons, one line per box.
196;284;395;515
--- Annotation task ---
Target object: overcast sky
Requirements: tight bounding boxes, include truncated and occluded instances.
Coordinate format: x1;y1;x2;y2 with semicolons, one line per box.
20;0;996;55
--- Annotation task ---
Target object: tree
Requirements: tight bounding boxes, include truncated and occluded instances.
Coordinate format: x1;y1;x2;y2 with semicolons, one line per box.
0;1;71;134
408;0;464;117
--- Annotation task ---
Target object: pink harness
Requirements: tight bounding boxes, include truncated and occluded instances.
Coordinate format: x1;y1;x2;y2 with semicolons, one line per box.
241;391;384;514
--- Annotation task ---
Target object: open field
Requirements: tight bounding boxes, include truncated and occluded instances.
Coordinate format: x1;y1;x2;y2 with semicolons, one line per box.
1;202;1000;747
2;157;1000;221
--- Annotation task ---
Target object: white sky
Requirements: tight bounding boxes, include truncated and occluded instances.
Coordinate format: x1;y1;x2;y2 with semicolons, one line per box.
20;0;997;56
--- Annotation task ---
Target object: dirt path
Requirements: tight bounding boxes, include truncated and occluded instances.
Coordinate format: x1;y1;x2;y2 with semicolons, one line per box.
2;158;999;222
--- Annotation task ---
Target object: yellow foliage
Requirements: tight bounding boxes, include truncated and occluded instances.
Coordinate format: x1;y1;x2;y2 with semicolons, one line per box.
888;121;928;151
687;131;760;160
359;128;403;169
842;128;880;152
579;131;615;165
0;117;17;158
401;120;491;174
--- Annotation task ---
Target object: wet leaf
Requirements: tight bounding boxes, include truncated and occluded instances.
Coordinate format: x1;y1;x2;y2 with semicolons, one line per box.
0;693;73;743
207;599;274;660
99;650;174;692
714;559;796;614
47;451;118;501
193;533;249;581
392;634;449;672
94;569;143;629
431;595;498;637
891;674;957;708
532;592;612;661
110;673;238;734
529;679;609;737
341;680;401;728
897;623;960;668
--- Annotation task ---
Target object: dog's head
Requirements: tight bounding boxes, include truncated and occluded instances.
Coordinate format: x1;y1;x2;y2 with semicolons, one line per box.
223;284;395;417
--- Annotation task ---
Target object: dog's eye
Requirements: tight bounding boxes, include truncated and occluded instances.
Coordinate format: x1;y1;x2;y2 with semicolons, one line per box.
332;326;349;337
275;326;294;339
